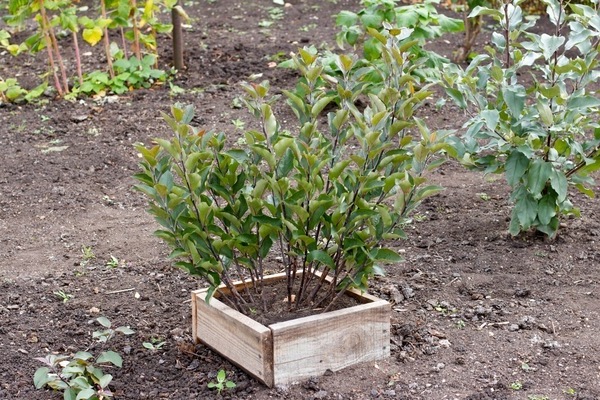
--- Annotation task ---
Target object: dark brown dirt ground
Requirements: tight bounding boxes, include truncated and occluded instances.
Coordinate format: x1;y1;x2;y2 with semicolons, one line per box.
1;0;600;399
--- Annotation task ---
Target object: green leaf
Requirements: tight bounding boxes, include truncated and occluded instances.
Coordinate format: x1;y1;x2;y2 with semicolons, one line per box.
115;326;135;335
539;34;565;60
76;388;97;400
549;169;567;202
335;10;358;27
33;367;50;389
276;147;294;178
537;193;557;225
371;248;403;263
505;151;529;186
98;373;113;389
96;351;123;367
527;160;552;198
96;316;111;328
515;194;537;229
481;109;499;132
567;95;600;110
502;85;526;117
307;249;335;268
217;369;226;381
445;87;466;109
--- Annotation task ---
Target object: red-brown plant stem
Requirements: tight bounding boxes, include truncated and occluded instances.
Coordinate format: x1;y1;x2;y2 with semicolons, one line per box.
101;0;115;78
120;27;129;59
130;0;142;60
46;14;69;93
72;31;83;85
38;0;63;96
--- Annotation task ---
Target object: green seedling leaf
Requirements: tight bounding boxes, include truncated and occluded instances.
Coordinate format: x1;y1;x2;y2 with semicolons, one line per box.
96;316;111;328
33;367;51;389
96;351;123;367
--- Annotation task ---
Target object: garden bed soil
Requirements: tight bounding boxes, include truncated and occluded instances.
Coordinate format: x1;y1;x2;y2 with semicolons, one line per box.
1;0;600;399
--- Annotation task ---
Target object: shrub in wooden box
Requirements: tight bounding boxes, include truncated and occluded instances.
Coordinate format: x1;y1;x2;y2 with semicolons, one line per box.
191;272;391;387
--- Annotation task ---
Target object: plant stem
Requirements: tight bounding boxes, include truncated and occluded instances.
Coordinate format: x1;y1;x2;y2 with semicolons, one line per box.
120;27;130;59
101;0;115;78
504;0;511;69
38;0;63;96
130;0;142;60
45;12;69;93
72;31;83;85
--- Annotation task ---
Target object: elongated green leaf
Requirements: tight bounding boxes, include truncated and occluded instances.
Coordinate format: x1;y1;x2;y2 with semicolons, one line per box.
538;193;557;225
33;367;50;389
76;388;96;400
96;316;111;328
98;374;113;389
549;169;568;202
527;160;552;198
96;351;123;367
516;194;537;228
502;85;526;117
372;248;403;263
505;151;529;186
307;249;335;268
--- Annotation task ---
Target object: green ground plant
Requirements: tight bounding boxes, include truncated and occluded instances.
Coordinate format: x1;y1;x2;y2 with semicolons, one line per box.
334;0;464;62
443;0;600;237
1;0;176;101
207;369;236;395
134;26;454;314
34;317;135;400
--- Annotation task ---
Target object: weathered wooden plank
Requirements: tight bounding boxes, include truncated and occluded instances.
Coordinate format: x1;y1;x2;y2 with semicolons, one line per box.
192;271;391;387
269;299;390;386
193;289;274;386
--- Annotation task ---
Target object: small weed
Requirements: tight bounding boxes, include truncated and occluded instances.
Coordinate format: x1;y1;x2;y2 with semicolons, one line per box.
564;387;577;396
413;213;427;222
143;337;166;351
299;23;317;32
521;362;535;372
455;319;465;329
231;119;245;130
269;51;288;63
267;7;284;20
169;82;186;96
231;97;243;109
534;251;548;258
477;192;491;201
81;245;95;266
258;20;274;28
106;256;119;268
34;317;134;399
102;195;114;206
510;381;522;390
207;369;236;394
528;396;549;400
54;290;73;303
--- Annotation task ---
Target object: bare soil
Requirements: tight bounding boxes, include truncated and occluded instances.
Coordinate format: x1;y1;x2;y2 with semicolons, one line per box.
1;1;600;399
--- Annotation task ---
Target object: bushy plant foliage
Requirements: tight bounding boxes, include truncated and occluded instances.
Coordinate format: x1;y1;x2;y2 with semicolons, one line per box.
34;317;134;400
335;0;464;62
444;0;600;237
135;28;455;314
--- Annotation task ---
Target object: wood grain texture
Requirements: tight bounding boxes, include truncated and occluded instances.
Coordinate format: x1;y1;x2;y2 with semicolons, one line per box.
192;272;390;387
270;299;390;386
193;289;274;386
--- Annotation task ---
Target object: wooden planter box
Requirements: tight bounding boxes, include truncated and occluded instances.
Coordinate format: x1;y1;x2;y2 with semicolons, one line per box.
191;272;390;387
